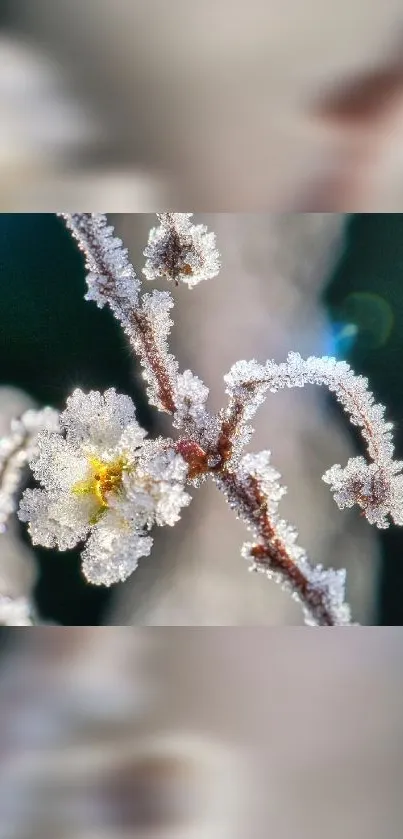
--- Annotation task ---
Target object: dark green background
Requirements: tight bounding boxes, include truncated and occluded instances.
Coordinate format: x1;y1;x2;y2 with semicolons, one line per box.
1;214;403;625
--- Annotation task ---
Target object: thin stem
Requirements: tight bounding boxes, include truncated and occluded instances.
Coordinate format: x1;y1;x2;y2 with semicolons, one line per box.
60;213;177;414
130;309;176;413
217;468;345;626
224;354;394;468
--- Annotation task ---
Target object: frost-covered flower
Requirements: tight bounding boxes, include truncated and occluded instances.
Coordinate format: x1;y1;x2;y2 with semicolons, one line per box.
323;456;403;529
18;388;191;586
143;213;220;288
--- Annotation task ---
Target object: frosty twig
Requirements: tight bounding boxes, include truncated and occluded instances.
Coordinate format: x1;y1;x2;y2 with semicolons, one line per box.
9;212;403;625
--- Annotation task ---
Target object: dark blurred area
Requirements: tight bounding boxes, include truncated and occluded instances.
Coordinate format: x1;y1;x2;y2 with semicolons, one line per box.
0;213;403;625
1;1;403;209
0;628;403;839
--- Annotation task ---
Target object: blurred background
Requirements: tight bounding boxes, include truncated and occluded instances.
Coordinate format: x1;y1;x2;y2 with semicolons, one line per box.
0;212;402;626
2;0;403;208
0;628;403;839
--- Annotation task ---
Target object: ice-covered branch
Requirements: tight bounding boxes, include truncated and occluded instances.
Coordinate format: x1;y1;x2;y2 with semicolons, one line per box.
15;213;400;625
216;453;351;626
224;352;403;528
60;213;178;413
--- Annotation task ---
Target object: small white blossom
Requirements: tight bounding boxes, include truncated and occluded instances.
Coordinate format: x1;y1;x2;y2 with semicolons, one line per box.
143;213;220;288
0;594;33;626
18;388;191;586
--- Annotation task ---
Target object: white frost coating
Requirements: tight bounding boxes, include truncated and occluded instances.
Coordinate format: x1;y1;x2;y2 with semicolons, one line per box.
123;443;191;528
60;213;141;320
82;518;153;587
138;290;179;410
60;214;179;413
143;212;221;288
323;457;403;529
240;452;287;515
224;352;403;528
0;406;60;532
0;594;33;626
18;389;190;586
173;369;210;427
235;451;351;626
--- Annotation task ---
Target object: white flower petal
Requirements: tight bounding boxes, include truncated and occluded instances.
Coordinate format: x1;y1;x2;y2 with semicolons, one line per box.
115;422;147;459
30;431;87;492
61;388;139;454
81;515;153;586
123;446;192;528
19;487;91;550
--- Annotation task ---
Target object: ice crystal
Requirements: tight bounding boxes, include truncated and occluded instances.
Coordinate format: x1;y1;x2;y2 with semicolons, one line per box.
224;351;403;528
0;406;60;532
173;369;210;429
323;457;403;529
239;451;287;515
18;389;190;586
233;451;351;626
0;594;33;626
60;213;141;319
137;290;179;411
61;214;178;413
143;213;220;288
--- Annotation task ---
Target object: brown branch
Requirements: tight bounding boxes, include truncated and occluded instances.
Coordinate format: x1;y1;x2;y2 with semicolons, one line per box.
225;367;386;468
218;468;340;626
131;310;176;414
61;213;177;415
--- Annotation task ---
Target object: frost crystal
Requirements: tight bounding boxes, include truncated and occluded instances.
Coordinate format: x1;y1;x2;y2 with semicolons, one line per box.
232;450;351;626
0;594;33;626
60;213;141;319
18;388;191;586
137;290;179;411
61;214;178;413
239;452;287;515
224;352;403;528
323;457;403;529
224;359;270;421
0;406;60;532
173;370;210;428
143;213;220;288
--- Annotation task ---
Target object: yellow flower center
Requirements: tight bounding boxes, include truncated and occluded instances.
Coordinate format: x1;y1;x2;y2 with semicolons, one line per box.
72;455;127;524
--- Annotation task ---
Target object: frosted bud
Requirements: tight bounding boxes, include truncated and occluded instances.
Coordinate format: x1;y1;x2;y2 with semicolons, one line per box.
143;213;220;288
322;456;403;529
